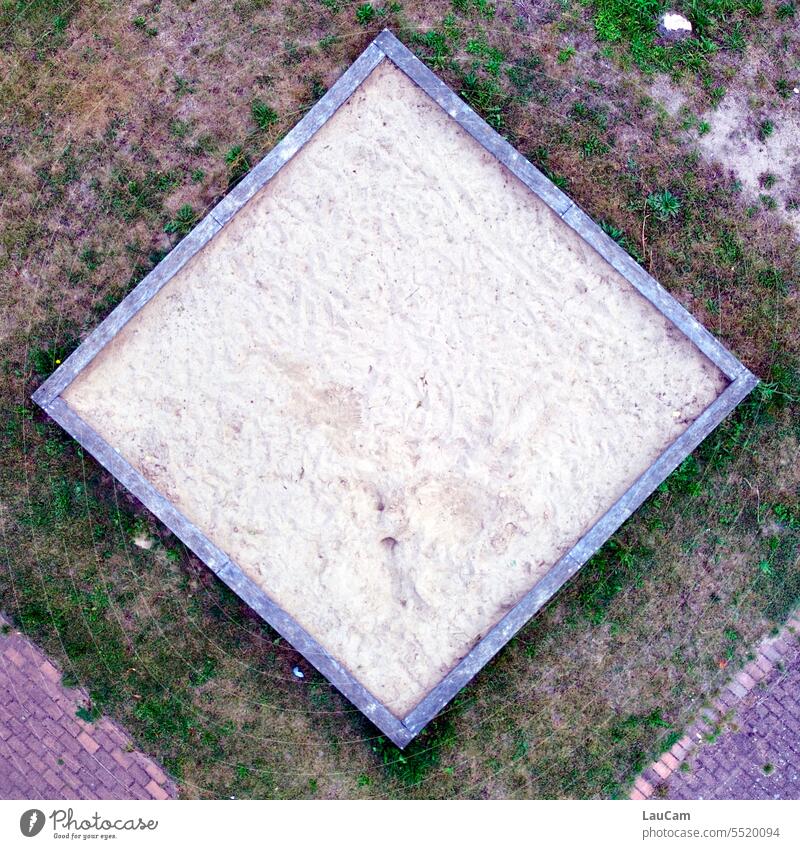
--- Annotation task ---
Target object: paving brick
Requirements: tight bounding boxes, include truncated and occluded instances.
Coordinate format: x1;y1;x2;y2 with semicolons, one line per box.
662;752;680;771
4;647;25;667
0;619;177;801
630;788;646;800
43;768;65;792
144;760;168;785
736;671;757;691
77;731;100;755
39;660;61;683
637;619;800;802
755;654;774;675
652;760;672;780
146;779;170;800
110;747;132;769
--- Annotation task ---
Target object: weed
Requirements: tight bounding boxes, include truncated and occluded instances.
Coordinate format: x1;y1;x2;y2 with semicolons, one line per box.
76;703;101;723
103;168;179;222
169;120;190;139
356;3;377;25
164;205;197;236
173;75;193;97
759;172;777;189
79;247;102;271
775;2;796;18
370;718;456;784
506;56;543;100
763;762;775;774
251;99;279;130
466;33;505;76
225;146;251;183
557;45;576;64
724;22;746;51
452;0;495;20
413;27;455;69
460;72;507;129
30;344;70;377
600;220;643;261
581;133;610;158
190;169;205;184
758;119;774;141
646;189;682;221
132;15;157;37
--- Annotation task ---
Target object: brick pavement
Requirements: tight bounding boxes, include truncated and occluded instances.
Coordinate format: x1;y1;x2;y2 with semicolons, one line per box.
632;611;800;801
0;614;177;800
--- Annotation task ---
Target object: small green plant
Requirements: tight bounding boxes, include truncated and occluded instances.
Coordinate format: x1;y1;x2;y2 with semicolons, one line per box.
760;194;778;210
165;204;197;236
169;119;189;138
775;78;794;99
776;2;796;19
646;189;681;221
132;15;157;37
759;172;777;189
76;702;101;723
79;246;102;271
697;120;710;135
557;45;576;64
190;168;205;183
173;75;193;96
724;22;746;51
452;0;496;20
581;133;610;158
355;3;376;24
758;118;775;140
225;145;251;182
251;99;279;130
763;762;775;774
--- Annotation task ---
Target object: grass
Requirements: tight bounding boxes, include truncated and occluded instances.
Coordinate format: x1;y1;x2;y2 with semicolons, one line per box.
1;0;798;801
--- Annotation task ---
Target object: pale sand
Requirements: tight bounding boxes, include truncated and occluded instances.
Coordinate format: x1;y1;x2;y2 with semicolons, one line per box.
64;61;726;716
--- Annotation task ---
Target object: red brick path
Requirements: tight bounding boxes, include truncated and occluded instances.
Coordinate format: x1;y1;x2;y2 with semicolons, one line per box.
0;614;176;800
632;610;800;801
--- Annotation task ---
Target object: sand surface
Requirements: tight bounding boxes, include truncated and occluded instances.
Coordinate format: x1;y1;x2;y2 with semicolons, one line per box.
64;60;726;716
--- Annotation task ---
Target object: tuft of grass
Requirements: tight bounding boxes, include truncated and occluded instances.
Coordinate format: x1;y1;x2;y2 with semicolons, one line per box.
225;145;251;183
251;99;279;130
775;2;796;19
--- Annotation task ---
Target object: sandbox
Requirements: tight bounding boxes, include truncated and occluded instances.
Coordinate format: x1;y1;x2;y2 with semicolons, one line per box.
34;31;757;746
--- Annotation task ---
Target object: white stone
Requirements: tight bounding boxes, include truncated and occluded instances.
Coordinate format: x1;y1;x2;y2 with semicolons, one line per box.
132;532;154;550
658;12;693;38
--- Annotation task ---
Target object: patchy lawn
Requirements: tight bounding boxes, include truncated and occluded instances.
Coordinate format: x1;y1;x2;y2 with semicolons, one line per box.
1;0;798;798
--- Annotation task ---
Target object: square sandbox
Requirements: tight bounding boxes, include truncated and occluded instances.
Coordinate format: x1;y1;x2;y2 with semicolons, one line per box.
33;31;757;747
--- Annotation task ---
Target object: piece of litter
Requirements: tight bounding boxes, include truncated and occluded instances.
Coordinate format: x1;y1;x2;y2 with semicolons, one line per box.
658;12;693;40
132;532;154;550
292;666;305;679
